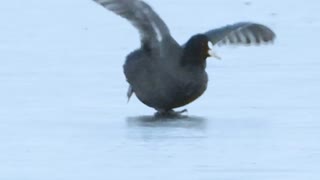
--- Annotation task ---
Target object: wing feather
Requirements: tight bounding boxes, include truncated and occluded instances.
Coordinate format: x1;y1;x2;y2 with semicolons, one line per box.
205;22;276;46
93;0;171;48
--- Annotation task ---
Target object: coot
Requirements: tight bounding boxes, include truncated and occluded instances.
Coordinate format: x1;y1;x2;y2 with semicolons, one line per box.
93;0;276;115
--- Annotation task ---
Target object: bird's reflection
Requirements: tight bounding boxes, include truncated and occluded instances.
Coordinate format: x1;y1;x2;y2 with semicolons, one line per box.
126;114;207;130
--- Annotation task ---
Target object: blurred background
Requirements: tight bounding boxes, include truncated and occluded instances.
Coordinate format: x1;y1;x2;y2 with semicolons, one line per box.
0;0;319;179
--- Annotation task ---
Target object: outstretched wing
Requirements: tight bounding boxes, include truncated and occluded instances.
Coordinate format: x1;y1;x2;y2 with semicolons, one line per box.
205;22;276;46
93;0;171;48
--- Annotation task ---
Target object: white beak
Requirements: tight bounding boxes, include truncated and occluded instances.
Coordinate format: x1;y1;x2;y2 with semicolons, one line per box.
208;42;221;60
208;49;221;60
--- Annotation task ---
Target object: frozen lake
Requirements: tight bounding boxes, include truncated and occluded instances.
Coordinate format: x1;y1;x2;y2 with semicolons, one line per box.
0;0;319;179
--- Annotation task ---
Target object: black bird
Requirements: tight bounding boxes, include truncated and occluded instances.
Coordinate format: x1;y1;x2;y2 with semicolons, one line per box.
93;0;275;115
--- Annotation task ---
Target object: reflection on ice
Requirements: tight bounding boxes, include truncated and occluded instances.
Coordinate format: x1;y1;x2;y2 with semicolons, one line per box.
126;115;207;129
125;115;208;141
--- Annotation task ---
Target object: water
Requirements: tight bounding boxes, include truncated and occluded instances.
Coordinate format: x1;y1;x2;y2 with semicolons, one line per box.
0;0;320;179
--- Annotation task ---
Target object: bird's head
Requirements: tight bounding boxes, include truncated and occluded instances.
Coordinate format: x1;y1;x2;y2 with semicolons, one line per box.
187;34;211;58
181;34;220;67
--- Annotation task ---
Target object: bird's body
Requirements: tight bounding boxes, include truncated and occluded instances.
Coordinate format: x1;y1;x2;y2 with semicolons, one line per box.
92;0;276;114
124;45;208;111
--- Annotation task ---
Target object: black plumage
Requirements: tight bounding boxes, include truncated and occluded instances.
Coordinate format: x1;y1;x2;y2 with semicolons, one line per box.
93;0;276;114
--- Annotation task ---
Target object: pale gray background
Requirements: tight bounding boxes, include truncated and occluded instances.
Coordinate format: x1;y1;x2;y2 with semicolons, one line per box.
0;0;319;179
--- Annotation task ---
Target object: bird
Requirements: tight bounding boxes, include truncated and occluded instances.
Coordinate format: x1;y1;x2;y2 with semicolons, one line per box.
92;0;276;116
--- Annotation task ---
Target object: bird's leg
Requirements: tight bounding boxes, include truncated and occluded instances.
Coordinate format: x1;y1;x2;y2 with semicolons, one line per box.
176;109;188;114
126;85;134;102
154;109;188;118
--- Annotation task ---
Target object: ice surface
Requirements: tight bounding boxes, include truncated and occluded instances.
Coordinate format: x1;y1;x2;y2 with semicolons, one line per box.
0;0;319;179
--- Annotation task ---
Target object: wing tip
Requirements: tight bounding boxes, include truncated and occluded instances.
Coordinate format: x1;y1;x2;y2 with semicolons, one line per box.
216;22;276;46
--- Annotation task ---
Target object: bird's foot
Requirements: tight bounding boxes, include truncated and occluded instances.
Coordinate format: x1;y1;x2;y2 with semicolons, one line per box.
154;109;188;119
